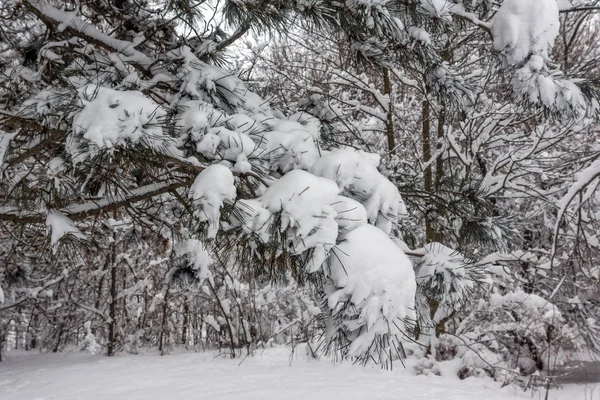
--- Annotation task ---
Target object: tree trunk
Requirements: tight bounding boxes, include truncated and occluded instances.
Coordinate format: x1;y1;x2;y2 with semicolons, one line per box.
382;67;395;152
159;285;170;355
422;100;434;243
208;281;236;358
52;324;63;352
107;242;117;356
435;111;445;191
181;298;189;347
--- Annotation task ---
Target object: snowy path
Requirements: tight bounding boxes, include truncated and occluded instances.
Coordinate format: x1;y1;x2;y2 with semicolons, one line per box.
0;347;594;400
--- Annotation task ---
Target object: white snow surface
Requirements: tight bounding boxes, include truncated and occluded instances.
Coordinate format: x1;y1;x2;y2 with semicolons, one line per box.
489;288;562;318
491;0;559;65
0;347;567;400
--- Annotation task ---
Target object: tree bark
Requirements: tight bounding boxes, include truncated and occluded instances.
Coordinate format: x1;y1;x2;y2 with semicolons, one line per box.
159;284;171;355
422;100;434;243
181;298;189;347
107;242;117;356
382;67;395;152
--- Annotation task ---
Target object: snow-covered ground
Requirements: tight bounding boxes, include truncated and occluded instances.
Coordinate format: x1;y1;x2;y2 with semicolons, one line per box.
0;347;595;400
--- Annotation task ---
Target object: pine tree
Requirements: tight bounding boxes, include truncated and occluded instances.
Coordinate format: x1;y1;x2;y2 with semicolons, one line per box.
1;0;599;372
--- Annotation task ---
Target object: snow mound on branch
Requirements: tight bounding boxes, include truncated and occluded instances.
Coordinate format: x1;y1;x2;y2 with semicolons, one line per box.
182;239;212;278
490;289;561;318
175;46;274;116
69;86;180;161
255;128;320;173
45;210;85;245
168;239;214;285
73;86;161;147
419;0;453;20
330;196;368;239
189;164;236;239
173;46;324;173
177;101;258;162
413;243;483;339
511;57;588;115
310;149;407;234
408;26;432;45
237;170;340;272
416;243;476;306
325;224;416;364
491;0;559;65
177;47;238;105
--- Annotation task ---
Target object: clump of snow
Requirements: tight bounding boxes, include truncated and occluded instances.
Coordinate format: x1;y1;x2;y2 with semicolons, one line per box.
173;239;213;284
491;0;559;65
45;210;85;245
256;128;320;173
310;149;407;234
175;83;320;173
489;288;561;318
69;85;180;162
236;170;340;272
325;224;416;365
420;0;453;20
81;321;101;355
416;243;476;307
408;26;432;45
176;46;237;102
233;154;253;173
234;198;273;242
189;164;237;238
330;196;368;239
412;243;489;351
512;59;587;115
